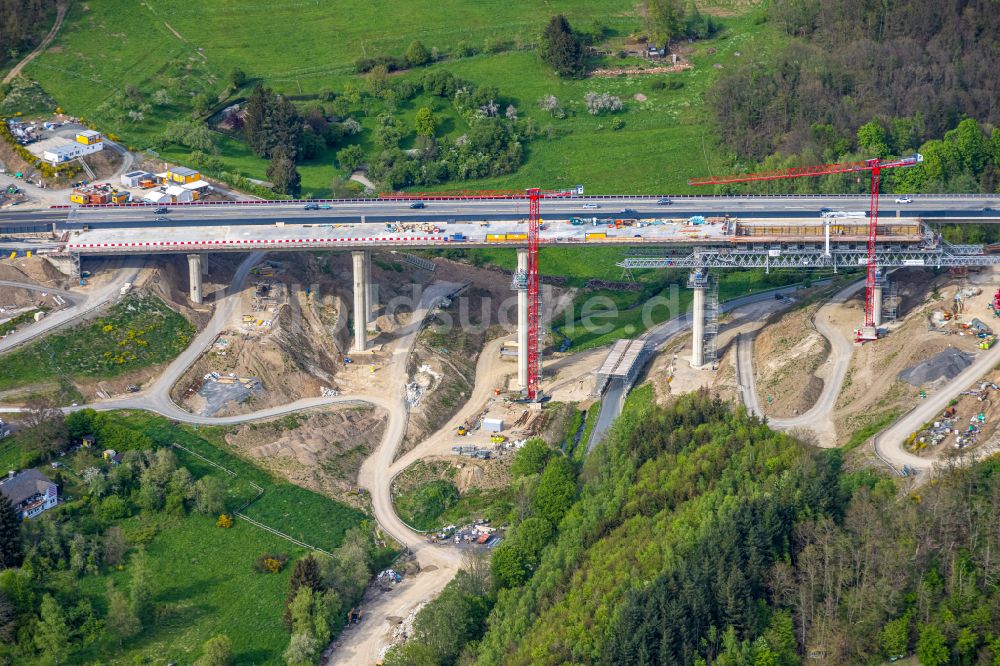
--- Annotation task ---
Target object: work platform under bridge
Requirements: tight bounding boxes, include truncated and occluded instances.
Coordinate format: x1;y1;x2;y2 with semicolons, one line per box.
618;236;1000;271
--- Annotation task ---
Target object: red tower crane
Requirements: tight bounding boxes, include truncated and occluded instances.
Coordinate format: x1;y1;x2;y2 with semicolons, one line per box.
688;153;923;341
380;188;572;400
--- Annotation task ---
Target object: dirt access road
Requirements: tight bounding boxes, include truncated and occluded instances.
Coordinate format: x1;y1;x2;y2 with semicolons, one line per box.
874;340;1000;474
0;259;145;354
2;1;67;83
736;279;863;447
328;281;468;666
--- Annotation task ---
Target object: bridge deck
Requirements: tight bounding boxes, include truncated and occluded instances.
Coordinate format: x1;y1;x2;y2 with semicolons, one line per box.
61;217;929;255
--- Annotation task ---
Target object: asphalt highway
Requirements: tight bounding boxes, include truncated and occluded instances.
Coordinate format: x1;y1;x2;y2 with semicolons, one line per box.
2;194;999;234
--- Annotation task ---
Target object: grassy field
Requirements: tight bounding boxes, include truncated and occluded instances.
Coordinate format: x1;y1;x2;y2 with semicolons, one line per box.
73;512;308;665
113;412;367;551
0;295;194;391
19;1;779;196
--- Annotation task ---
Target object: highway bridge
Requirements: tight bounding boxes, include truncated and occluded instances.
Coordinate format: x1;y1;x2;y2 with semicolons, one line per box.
3;193;1000;393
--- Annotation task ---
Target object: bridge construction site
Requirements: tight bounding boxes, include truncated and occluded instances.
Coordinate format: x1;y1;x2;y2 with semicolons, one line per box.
2;189;1000;394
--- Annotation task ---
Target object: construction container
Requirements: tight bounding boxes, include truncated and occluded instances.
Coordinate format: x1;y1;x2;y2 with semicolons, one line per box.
482;417;504;432
486;234;507;243
505;233;528;241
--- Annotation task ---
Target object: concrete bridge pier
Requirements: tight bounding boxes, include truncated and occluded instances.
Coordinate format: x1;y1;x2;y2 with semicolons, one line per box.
873;282;884;327
352;250;370;352
187;254;203;304
689;270;708;368
516;248;529;388
366;250;377;330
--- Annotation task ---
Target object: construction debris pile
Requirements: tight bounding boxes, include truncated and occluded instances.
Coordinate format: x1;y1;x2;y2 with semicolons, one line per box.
384;221;442;234
376;568;403;588
426;520;501;548
910;381;1000;451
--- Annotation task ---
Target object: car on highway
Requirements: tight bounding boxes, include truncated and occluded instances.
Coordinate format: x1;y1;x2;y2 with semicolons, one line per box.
409;201;426;209
656;198;672;205
155;217;169;223
319;204;332;209
984;207;996;212
620;208;638;216
582;203;599;209
153;207;169;214
894;196;913;204
304;203;319;210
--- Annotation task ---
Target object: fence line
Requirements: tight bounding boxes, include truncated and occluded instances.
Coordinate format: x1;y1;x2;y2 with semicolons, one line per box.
171;442;333;557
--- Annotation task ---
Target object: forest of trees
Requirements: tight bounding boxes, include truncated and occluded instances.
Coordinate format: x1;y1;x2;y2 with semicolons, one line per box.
381;389;1000;666
709;0;1000;194
0;0;58;67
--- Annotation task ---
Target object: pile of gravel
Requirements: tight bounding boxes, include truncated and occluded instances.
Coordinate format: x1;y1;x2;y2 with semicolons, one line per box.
898;347;974;386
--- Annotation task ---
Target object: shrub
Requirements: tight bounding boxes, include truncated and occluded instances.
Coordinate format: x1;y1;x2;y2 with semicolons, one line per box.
584;92;623;115
255;552;290;574
216;514;234;529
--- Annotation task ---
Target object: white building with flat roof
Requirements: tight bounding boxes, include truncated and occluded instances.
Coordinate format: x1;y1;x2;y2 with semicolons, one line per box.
41;140;103;165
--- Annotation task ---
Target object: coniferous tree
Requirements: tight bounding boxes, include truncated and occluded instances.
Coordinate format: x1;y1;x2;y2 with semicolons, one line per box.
34;594;70;664
262;94;302;159
0;492;21;569
242;84;268;156
284;555;323;629
540;15;585;78
267;146;301;197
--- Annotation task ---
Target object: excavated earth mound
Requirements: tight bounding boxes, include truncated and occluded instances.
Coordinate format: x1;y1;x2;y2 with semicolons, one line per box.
898;347;974;386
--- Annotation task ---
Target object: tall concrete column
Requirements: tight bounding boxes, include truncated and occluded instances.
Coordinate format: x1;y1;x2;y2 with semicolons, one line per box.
516;248;529;389
872;283;884;327
187;254;203;304
352;251;369;352
365;250;376;329
689;271;706;368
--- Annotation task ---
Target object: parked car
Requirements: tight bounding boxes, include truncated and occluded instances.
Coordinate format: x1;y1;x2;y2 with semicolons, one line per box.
894;196;912;204
656;198;672;205
582;203;599;209
304;203;319;210
153;207;169;214
409;201;426;209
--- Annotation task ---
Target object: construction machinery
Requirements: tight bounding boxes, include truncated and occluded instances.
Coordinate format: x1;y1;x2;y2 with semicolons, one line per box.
689;154;923;341
380;188;571;401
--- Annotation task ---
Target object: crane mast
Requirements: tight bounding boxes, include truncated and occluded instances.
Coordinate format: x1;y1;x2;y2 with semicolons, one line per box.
689;154;922;340
380;187;569;400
